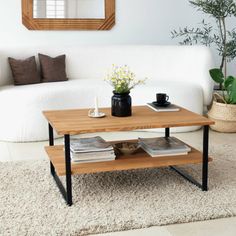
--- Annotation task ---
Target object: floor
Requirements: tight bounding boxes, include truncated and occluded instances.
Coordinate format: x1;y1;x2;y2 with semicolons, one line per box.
1;129;236;236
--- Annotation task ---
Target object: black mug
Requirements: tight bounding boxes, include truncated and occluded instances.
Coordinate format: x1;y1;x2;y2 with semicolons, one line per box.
156;93;169;104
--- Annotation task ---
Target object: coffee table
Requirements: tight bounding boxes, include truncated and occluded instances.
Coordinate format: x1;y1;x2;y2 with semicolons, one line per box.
43;106;214;206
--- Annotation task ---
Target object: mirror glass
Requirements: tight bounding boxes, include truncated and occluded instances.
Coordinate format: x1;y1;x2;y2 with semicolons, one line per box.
33;0;105;19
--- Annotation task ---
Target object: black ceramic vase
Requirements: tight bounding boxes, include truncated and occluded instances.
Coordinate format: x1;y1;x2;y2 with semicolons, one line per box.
111;91;132;117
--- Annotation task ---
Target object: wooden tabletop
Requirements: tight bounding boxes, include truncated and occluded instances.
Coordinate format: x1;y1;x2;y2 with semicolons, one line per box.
43;106;214;135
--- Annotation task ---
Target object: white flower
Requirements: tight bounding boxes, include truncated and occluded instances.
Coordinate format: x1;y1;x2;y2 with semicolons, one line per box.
105;65;147;93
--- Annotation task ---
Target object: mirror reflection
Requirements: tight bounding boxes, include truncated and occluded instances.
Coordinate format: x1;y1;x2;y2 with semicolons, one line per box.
33;0;105;19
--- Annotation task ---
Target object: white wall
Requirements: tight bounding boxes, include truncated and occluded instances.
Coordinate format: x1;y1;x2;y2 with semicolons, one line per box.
0;0;235;74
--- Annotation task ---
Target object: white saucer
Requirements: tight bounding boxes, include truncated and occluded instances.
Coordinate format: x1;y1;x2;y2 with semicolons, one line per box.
88;111;106;118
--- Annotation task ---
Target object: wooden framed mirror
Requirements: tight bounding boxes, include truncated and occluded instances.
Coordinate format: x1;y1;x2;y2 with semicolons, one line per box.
22;0;115;30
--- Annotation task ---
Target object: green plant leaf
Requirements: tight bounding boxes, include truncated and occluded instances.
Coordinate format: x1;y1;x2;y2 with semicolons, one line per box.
209;68;224;84
229;78;236;104
224;76;235;89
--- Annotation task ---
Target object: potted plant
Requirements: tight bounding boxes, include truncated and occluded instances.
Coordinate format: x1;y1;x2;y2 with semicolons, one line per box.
171;0;236;132
171;0;236;89
208;68;236;132
105;65;146;117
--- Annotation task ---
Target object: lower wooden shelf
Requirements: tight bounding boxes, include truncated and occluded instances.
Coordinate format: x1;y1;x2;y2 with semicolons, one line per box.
45;144;212;176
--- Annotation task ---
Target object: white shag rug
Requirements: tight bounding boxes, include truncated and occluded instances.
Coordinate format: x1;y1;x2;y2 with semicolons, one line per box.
1;132;236;236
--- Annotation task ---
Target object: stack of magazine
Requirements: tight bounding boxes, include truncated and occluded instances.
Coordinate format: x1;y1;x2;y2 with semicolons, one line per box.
138;136;191;157
70;136;116;163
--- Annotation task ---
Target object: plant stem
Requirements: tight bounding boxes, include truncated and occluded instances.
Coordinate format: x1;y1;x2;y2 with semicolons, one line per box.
218;18;224;90
222;17;227;78
218;17;227;90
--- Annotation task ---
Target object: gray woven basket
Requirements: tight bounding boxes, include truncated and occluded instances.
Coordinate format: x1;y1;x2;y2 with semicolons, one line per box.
207;94;236;133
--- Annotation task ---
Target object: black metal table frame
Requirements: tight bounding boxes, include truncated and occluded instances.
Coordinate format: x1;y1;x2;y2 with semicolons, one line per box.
48;124;209;206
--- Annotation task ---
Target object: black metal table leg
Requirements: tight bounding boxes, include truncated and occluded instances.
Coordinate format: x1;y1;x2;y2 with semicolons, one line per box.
202;125;209;191
170;166;202;189
49;123;55;175
165;127;170;138
48;123;73;206
64;134;72;206
170;126;209;191
49;123;54;146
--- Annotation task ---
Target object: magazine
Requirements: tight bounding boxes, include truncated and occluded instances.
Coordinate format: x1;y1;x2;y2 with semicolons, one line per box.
71;157;116;163
139;136;191;157
141;145;189;157
70;136;113;153
70;136;116;163
71;150;116;161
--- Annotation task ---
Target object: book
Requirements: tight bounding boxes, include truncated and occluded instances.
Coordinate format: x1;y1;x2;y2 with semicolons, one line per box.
70;136;113;153
70;136;116;163
70;148;114;154
140;145;189;157
138;136;191;157
71;150;116;161
139;136;191;152
71;157;115;164
146;103;180;112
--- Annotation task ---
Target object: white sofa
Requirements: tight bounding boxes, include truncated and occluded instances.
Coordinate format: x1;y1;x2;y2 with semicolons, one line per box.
0;45;214;142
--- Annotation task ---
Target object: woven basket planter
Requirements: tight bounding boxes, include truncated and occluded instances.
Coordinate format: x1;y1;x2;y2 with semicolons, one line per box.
208;97;236;132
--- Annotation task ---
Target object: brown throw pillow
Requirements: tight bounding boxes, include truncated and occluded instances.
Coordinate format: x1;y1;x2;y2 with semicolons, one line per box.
38;53;68;82
8;56;41;85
